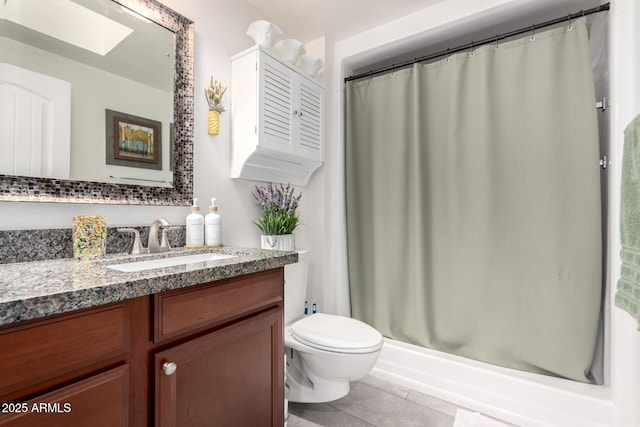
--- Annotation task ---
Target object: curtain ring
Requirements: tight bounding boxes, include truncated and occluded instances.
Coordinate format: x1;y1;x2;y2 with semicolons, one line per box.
530;25;535;41
391;64;395;77
368;70;372;84
495;35;500;51
469;41;475;57
567;14;573;31
446;48;450;62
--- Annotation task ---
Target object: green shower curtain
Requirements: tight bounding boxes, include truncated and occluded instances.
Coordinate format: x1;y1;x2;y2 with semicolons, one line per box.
346;18;602;383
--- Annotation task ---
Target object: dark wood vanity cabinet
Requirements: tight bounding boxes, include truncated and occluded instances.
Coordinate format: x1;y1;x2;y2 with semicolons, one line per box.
0;269;284;427
153;269;284;427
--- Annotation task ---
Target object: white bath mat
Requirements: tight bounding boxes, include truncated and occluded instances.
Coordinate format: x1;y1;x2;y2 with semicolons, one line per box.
453;408;513;427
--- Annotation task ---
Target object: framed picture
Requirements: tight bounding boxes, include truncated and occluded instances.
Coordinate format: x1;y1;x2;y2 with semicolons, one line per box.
106;109;162;170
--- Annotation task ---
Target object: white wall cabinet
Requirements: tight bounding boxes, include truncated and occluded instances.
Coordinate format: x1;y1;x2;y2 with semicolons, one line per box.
231;46;323;186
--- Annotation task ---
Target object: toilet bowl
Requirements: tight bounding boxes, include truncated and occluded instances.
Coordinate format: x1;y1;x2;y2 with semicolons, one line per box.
284;251;383;403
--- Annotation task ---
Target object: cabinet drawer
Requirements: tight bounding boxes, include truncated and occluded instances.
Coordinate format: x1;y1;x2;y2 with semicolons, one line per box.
0;365;129;427
0;304;129;397
154;268;283;342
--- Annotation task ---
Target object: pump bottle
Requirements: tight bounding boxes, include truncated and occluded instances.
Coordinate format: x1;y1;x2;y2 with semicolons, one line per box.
186;198;204;246
205;198;222;246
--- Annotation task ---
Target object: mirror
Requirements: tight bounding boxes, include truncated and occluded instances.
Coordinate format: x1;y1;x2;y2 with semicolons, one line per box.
0;0;194;205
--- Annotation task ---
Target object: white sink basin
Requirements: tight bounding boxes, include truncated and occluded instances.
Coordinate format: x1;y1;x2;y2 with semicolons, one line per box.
107;253;237;272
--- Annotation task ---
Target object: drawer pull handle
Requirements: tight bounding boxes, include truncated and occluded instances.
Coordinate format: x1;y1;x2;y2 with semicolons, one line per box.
163;362;177;376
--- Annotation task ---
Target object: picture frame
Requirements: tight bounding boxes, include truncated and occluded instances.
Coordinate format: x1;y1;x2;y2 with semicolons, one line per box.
105;109;162;170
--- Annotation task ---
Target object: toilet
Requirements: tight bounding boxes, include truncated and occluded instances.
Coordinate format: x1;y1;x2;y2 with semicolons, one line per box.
284;250;383;403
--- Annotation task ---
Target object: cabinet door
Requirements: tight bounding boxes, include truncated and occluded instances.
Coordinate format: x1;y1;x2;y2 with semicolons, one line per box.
0;365;129;427
295;77;323;161
259;54;294;153
155;308;284;427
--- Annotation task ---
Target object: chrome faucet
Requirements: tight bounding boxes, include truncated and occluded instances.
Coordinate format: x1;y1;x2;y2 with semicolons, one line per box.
148;218;171;253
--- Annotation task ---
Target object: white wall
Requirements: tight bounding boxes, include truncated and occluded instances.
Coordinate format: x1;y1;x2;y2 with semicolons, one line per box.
155;0;288;248
157;0;326;300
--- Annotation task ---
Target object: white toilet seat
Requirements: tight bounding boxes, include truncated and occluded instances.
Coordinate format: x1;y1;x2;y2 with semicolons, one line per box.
289;313;383;354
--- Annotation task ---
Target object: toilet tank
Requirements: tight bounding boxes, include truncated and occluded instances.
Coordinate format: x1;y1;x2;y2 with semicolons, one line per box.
284;250;309;324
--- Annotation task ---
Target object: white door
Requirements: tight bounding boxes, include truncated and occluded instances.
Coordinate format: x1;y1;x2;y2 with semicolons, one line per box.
0;63;71;179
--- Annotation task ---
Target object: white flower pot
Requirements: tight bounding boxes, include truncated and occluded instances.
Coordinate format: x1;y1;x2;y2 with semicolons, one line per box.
261;234;295;251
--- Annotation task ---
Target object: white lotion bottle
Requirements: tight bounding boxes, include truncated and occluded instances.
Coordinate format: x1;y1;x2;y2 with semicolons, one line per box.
205;198;222;246
186;198;204;247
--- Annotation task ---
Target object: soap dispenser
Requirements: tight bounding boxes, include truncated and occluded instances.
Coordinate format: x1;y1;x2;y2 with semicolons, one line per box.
186;198;204;247
205;197;222;247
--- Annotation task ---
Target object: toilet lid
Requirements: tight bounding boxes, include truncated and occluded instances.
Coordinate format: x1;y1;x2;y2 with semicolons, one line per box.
289;313;383;353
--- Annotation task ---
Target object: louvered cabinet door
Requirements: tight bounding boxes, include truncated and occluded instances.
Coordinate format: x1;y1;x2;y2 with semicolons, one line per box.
295;78;323;161
258;55;294;153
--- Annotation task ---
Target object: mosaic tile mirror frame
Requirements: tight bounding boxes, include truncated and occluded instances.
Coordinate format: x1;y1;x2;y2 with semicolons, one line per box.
0;0;194;206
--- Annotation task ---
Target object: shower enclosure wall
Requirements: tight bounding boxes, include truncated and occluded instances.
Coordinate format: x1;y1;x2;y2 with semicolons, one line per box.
324;1;626;426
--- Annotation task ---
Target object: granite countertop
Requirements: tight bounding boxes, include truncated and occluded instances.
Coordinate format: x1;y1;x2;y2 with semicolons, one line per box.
0;247;298;327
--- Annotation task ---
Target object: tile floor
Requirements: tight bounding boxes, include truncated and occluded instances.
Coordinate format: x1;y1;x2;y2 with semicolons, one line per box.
287;375;461;427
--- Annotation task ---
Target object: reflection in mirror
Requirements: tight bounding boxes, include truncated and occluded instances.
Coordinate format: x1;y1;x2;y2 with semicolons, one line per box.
0;0;194;205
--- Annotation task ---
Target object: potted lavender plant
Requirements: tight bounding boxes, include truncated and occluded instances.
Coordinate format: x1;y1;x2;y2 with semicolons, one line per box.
253;183;301;251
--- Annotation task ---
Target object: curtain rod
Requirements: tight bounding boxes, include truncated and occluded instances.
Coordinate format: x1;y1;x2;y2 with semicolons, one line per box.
344;2;610;83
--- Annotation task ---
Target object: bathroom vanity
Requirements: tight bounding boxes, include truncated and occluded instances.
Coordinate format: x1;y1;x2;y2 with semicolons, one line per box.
0;248;296;426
